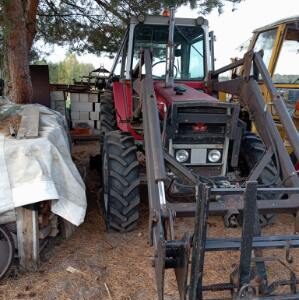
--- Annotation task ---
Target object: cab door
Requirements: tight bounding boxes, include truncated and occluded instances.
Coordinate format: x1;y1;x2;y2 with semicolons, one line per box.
252;22;299;151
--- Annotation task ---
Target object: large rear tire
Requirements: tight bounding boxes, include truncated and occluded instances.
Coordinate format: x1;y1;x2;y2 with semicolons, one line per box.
102;131;140;232
99;92;116;145
240;132;281;226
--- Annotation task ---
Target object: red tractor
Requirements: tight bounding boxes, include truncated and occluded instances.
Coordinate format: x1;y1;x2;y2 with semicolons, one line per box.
99;9;299;300
100;11;231;230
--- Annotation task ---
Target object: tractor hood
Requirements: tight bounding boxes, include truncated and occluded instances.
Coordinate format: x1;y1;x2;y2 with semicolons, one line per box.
154;81;216;104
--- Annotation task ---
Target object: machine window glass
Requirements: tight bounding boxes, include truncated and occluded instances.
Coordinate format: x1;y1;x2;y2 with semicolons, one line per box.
254;29;277;69
113;56;122;76
189;39;204;78
132;24;205;80
273;28;299;84
111;32;129;77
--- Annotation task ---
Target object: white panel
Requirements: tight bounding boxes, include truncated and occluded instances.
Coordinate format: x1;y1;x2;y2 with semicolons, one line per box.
71;111;79;120
90;112;100;120
50;91;64;101
94;103;101;112
88;93;98;103
71;102;93;112
79;112;89;120
70;93;79;103
79;93;89;103
191;149;207;164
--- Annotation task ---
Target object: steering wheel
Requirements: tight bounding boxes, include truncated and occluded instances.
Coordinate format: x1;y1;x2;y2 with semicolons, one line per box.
152;60;178;79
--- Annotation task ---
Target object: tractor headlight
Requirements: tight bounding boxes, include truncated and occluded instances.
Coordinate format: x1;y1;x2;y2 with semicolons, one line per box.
175;150;189;163
207;149;221;163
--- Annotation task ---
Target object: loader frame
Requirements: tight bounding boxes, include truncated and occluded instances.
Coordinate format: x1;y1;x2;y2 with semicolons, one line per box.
241;16;299;154
140;48;299;299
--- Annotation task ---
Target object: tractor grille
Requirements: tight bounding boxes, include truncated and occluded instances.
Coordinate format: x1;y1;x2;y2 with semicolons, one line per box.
177;106;227;115
175;123;226;144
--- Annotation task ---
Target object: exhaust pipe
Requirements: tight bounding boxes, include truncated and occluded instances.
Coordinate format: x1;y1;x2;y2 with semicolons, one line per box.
165;7;175;88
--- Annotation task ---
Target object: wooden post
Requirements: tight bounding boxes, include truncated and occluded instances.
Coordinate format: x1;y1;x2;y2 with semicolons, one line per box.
16;206;39;271
60;218;76;239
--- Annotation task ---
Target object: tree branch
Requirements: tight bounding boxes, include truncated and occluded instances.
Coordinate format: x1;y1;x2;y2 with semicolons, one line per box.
93;0;128;23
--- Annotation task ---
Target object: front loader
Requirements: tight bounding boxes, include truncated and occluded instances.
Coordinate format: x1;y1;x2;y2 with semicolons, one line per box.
99;9;299;299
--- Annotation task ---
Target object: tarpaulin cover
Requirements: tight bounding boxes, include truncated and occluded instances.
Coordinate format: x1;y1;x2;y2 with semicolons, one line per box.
0;99;86;226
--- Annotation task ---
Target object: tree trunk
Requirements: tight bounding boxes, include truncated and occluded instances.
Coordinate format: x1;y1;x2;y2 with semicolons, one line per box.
25;0;39;51
2;0;38;104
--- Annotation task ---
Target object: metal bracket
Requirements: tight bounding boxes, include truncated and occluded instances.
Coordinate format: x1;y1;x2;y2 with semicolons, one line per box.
249;148;274;181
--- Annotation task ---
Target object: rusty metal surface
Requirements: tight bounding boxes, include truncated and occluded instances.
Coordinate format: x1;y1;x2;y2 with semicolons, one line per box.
168;197;299;217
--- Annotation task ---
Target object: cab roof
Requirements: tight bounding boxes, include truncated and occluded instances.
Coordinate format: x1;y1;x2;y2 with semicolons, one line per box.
253;15;299;33
130;15;209;27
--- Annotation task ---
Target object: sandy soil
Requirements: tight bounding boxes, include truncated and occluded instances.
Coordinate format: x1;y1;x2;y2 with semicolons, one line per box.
0;141;299;300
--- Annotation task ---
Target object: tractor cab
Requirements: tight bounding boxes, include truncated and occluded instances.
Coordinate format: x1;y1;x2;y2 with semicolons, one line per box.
111;14;213;83
247;16;299;151
132;19;206;81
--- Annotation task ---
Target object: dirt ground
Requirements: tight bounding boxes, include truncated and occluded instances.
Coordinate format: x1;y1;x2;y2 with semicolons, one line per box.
1;141;299;300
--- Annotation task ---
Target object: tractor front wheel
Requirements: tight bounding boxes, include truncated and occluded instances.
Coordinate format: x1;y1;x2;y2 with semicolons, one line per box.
101;131;140;232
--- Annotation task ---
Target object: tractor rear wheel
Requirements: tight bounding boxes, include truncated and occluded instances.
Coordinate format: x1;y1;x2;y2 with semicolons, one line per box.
240;132;281;226
102;130;140;232
99;91;116;145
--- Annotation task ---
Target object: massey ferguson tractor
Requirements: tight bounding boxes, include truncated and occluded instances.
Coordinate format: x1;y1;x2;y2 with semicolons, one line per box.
99;9;299;300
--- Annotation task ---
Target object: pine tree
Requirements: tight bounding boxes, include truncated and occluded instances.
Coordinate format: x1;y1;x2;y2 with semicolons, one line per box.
0;0;242;103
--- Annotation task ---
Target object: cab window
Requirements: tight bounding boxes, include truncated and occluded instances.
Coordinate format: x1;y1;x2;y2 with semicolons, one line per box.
273;27;299;84
254;29;277;68
132;24;205;80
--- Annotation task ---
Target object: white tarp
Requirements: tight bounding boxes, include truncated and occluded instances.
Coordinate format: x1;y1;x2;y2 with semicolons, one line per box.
0;99;86;226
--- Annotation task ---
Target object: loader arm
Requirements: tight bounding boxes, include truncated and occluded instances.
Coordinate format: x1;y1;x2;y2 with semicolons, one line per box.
210;51;299;189
141;48;299;300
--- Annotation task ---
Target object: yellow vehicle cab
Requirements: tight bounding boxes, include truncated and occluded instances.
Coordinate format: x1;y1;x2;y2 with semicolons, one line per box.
247;16;299;154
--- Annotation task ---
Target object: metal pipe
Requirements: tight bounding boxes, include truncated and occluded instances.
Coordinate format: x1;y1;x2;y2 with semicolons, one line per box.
125;22;137;80
254;52;299;161
240;79;299;186
203;23;211;81
239;181;258;287
143;49;166;181
158;181;167;208
109;29;129;77
210;57;244;78
165;7;175;88
189;184;210;300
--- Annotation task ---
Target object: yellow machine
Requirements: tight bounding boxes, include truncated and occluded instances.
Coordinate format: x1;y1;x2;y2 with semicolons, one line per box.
247;16;299;153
